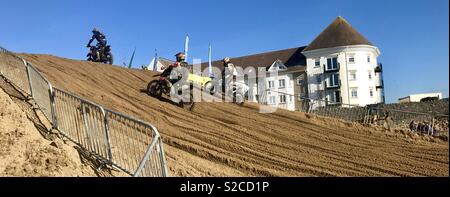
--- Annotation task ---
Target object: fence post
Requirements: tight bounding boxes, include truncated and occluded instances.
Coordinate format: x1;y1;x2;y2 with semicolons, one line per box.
81;102;94;152
102;110;113;163
48;83;58;130
158;137;169;177
24;61;34;98
133;136;159;177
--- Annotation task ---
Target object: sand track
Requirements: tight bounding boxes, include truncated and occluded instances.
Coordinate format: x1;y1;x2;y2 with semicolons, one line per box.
18;53;449;177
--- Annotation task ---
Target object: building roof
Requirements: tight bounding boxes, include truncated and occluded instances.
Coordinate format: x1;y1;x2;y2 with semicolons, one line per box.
158;57;175;68
303;16;373;52
195;46;307;72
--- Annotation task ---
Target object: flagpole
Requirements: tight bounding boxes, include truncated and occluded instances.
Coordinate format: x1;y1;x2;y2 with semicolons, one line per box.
152;49;158;71
208;44;212;77
184;35;189;62
128;47;136;68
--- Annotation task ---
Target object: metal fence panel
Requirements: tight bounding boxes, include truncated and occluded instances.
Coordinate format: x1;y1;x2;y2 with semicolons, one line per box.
134;137;167;177
105;110;163;176
53;88;110;160
0;47;31;94
27;63;53;122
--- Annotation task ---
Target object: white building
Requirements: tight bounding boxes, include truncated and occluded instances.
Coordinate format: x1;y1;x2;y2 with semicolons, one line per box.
399;93;442;103
302;16;385;108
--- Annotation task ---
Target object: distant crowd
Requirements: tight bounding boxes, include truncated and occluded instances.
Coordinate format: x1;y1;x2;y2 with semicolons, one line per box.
409;120;436;136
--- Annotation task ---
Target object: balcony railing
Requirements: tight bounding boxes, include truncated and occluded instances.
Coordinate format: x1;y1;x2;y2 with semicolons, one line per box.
375;63;383;73
325;80;341;89
324;63;340;73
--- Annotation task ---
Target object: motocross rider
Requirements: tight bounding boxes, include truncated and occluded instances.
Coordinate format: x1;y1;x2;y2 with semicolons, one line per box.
160;52;189;89
221;57;237;94
87;28;107;48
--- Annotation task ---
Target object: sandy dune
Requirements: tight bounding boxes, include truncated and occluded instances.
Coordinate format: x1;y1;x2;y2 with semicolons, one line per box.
0;83;96;177
17;53;449;177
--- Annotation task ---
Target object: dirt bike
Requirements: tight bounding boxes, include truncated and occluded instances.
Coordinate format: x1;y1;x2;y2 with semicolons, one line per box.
87;44;114;65
147;76;195;111
204;78;247;105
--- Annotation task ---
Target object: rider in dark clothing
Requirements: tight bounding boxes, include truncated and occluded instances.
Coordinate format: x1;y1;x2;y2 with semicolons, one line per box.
161;52;189;88
87;28;107;48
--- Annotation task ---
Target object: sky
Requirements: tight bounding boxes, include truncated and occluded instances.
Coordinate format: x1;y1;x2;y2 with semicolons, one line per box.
0;0;448;103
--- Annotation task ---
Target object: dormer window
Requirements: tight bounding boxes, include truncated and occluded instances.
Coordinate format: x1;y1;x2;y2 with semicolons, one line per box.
270;60;287;71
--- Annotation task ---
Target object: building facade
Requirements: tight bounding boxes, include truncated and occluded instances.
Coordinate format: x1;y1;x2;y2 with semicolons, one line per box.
302;16;385;108
399;93;443;103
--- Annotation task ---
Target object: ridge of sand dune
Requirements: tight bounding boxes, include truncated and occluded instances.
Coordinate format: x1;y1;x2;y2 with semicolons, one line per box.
18;53;449;177
0;85;96;177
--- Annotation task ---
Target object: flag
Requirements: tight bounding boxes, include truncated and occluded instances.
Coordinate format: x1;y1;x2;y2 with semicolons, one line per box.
184;35;189;61
152;49;159;71
208;44;213;77
128;48;136;68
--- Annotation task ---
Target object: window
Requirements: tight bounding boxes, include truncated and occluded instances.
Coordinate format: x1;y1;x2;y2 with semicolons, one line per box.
326;57;338;70
368;71;372;80
329;91;341;103
367;56;371;63
334;91;341;103
279;95;286;104
297;79;302;85
369;88;374;97
314;59;320;67
329;74;340;87
268;81;275;88
348;55;355;63
351;88;358;98
349;71;357;81
269;96;276;104
279;79;286;88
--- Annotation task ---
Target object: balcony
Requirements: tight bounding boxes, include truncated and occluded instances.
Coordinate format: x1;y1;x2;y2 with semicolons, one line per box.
325;80;340;89
375;63;383;73
324;63;340;73
376;79;384;89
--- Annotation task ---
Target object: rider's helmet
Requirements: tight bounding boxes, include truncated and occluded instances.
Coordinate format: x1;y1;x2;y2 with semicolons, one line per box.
175;52;186;62
223;57;231;64
92;27;99;33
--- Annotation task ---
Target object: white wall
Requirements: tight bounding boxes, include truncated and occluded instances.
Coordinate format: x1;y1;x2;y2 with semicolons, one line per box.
406;93;443;102
303;45;382;107
265;73;296;111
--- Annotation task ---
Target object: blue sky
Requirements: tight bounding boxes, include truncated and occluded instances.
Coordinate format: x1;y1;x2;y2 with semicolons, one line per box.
0;0;448;103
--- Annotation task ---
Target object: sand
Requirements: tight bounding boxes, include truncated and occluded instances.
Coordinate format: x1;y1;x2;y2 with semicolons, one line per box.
15;53;449;177
0;84;96;177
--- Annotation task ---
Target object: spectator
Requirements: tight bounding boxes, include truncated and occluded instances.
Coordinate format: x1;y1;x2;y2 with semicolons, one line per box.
409;120;418;132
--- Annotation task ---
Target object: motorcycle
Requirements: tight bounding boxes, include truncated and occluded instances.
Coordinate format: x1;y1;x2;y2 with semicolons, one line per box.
147;76;195;111
204;78;248;105
87;44;114;65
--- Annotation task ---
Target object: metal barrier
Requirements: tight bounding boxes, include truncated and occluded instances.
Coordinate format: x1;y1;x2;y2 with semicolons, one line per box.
0;47;31;94
27;63;53;122
0;46;168;177
105;109;168;177
305;98;369;123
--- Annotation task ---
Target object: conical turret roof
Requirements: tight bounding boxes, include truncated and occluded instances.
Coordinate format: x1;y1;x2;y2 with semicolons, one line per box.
304;16;373;51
